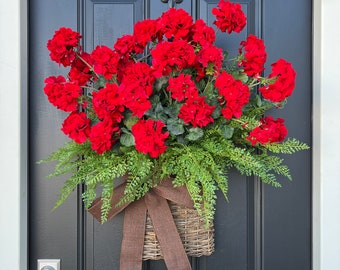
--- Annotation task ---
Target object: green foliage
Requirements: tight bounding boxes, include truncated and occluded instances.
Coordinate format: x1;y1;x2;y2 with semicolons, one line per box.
40;125;309;225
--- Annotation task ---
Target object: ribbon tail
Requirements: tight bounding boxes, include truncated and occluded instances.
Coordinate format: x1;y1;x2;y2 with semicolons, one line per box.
120;199;147;270
145;190;192;270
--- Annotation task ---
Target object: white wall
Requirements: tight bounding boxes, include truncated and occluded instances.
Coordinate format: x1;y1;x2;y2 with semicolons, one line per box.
313;0;340;269
0;0;27;269
0;0;339;269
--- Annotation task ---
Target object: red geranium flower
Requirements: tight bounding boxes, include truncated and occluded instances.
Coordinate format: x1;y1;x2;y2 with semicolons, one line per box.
239;34;267;77
92;83;125;122
215;71;250;119
259;59;296;102
61;111;91;144
158;8;193;40
114;34;143;56
167;74;198;102
212;0;246;34
91;45;120;80
44;76;82;112
179;96;215;128
133;19;160;47
118;62;155;117
47;27;82;67
89;119;120;154
132;119;169;158
68;52;93;86
190;19;216;47
246;116;288;146
151;40;196;77
196;44;223;76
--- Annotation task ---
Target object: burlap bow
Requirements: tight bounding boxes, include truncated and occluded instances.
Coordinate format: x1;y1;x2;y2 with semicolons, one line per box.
88;178;194;270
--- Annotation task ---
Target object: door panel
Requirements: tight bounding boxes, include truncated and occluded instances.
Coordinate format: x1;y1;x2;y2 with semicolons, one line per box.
29;0;311;269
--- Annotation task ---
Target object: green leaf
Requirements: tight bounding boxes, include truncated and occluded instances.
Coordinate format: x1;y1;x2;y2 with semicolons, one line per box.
167;118;185;135
120;133;135;147
255;95;262;107
164;103;181;118
186;127;204;141
232;71;248;83
94;75;107;88
123;113;139;130
220;125;234;139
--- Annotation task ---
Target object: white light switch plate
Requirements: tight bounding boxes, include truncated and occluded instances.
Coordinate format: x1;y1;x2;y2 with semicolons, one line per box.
37;259;60;270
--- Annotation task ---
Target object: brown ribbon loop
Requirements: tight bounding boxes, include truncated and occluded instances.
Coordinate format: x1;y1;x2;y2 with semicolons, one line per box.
87;178;193;270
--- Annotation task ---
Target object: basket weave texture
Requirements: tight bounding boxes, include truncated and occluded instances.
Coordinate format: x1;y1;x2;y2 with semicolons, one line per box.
142;202;215;260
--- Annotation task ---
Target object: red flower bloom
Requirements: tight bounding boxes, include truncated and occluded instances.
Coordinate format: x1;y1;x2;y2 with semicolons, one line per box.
212;0;246;34
259;59;296;102
167;74;198;101
89;119;120;154
239;34;267;77
132;119;169;158
114;34;143;56
92;83;125;122
151;40;196;77
119;62;155;117
47;27;82;67
196;44;223;76
179;96;215;128
44;76;82;112
246;116;288;146
61;111;91;143
91;45;120;79
215;71;250;119
68;52;93;86
133;19;160;47
158;8;193;40
190;19;216;46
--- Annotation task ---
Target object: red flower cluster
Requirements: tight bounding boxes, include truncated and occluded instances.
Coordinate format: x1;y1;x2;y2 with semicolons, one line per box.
158;8;193;40
92;83;125;122
45;0;297;158
167;74;198;101
91;45;120;80
61;112;91;144
179;96;215;128
151;40;196;78
68;52;93;86
239;34;267;77
119;62;155;117
44;76;82;112
259;59;296;102
89;120;121;154
191;19;216;46
246;116;288;146
212;0;247;34
215;71;250;119
47;27;81;67
132;120;169;158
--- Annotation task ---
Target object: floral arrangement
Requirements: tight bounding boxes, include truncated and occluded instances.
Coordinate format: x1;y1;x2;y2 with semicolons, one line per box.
41;0;309;225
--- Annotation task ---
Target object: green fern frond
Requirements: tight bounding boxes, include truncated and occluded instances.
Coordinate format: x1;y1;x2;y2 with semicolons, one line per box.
264;138;310;154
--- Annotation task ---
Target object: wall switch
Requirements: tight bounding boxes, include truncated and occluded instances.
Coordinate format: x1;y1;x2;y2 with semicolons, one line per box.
37;259;60;270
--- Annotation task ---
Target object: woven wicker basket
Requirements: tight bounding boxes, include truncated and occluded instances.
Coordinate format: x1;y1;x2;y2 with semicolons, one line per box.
142;202;215;260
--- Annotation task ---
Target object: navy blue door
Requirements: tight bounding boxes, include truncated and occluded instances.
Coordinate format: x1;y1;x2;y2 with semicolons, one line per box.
29;0;311;269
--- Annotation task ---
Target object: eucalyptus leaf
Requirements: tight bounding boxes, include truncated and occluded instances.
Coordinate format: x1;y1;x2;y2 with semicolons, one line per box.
167;118;185;135
123;113;139;130
120;133;135;147
186;127;204;141
220;126;234;139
